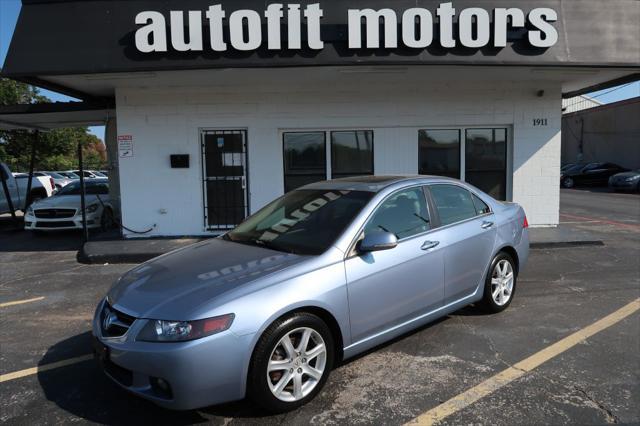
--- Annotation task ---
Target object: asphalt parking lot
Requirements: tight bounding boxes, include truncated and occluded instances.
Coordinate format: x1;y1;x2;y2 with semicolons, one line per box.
1;189;638;425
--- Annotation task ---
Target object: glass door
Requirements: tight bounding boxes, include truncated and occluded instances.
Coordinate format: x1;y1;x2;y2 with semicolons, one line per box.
202;130;248;230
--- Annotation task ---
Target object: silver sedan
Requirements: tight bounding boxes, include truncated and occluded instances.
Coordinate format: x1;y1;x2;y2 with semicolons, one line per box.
93;176;529;412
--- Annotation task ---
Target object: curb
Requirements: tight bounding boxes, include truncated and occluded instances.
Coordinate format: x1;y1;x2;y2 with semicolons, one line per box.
77;248;165;264
530;240;604;250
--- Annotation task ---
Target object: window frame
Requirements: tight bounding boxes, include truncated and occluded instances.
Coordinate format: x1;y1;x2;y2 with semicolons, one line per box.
282;131;328;193
281;129;375;193
418;128;462;179
417;126;512;201
330;130;375;179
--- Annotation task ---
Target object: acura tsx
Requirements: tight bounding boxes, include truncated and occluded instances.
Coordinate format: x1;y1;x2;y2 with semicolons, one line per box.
93;175;529;412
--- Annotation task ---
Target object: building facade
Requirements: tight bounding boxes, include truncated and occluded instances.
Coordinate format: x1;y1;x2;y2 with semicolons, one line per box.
2;0;639;237
562;97;640;169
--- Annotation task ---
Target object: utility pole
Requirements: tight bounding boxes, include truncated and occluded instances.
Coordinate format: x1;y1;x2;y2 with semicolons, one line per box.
78;141;89;242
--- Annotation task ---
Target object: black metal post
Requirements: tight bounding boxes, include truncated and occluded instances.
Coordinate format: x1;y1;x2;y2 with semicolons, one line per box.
24;131;38;208
1;165;19;226
78;141;89;242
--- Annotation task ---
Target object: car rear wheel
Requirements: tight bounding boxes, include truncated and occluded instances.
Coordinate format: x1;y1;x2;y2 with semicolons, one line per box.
562;177;574;188
480;252;517;313
248;313;334;413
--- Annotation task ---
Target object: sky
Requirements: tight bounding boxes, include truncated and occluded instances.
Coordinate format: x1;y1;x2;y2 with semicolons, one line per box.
1;0;639;139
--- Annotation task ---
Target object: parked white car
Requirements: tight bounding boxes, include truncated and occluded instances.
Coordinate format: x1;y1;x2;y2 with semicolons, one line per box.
24;178;115;232
68;170;105;179
1;163;55;214
38;171;75;189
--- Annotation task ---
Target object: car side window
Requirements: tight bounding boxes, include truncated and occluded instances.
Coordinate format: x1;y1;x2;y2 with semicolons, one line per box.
430;185;478;226
364;187;431;240
471;193;491;215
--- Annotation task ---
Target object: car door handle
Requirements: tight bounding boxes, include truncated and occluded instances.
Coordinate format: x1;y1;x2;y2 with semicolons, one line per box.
421;241;440;251
481;221;495;229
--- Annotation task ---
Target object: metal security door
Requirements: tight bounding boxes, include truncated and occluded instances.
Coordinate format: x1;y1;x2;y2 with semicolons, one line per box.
202;130;248;230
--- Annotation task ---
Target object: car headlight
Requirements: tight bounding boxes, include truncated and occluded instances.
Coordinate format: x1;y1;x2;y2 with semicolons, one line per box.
625;176;640;182
137;314;234;342
85;203;99;213
26;205;34;215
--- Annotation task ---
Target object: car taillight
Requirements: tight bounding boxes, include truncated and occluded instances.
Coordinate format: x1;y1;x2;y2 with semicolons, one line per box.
50;177;55;190
523;216;529;229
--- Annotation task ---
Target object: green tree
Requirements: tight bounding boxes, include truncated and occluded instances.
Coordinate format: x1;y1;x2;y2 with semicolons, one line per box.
0;77;106;172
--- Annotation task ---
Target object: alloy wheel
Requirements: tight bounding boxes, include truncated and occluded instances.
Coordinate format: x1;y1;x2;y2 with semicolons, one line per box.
266;327;327;402
491;259;514;306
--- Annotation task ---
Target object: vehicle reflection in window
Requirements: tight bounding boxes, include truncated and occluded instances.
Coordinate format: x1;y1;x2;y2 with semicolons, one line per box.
226;190;373;255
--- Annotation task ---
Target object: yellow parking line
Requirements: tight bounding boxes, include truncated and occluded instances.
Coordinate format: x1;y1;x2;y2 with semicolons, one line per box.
0;296;45;308
0;354;94;383
407;298;640;426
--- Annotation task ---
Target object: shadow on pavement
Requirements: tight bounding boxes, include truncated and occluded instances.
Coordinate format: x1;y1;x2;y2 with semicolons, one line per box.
0;215;120;253
37;332;273;424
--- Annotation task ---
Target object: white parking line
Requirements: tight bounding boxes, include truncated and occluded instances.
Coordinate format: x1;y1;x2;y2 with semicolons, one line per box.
0;354;94;383
406;298;640;425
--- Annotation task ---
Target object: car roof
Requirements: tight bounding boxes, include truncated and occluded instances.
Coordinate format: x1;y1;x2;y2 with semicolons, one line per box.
300;175;461;193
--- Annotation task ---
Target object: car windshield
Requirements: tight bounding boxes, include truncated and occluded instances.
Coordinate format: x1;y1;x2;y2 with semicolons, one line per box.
226;189;373;255
93;171;107;177
46;172;64;179
56;180;109;196
564;164;585;174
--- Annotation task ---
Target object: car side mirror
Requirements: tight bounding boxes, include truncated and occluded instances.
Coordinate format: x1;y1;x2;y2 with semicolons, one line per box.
358;232;398;253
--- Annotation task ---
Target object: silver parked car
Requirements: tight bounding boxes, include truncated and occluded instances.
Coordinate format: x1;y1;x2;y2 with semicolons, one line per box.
93;176;529;412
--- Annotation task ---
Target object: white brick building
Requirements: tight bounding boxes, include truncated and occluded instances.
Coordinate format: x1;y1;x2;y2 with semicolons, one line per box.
1;0;638;237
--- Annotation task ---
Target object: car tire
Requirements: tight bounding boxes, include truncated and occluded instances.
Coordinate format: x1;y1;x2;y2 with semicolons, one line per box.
561;177;574;188
248;312;334;413
479;252;517;314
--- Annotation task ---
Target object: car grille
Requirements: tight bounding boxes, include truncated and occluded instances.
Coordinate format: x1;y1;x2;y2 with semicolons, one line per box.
101;303;136;338
35;221;76;228
34;208;76;218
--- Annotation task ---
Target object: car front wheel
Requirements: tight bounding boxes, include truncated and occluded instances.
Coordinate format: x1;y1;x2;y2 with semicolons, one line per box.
562;177;574;188
480;252;517;313
248;313;334;413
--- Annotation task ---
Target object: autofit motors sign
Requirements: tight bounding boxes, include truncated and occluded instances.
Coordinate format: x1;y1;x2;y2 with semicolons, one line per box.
134;2;558;53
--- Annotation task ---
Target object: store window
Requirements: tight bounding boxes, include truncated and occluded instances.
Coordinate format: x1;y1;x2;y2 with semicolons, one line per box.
419;127;509;201
331;131;374;179
465;129;507;200
283;130;374;192
283;132;327;193
418;130;460;179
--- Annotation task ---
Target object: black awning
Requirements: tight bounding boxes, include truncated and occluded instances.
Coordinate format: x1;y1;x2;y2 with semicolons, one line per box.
3;0;640;79
0;101;115;131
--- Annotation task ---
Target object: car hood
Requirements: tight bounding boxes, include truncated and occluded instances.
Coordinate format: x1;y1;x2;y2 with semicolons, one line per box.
31;194;107;209
612;172;640;179
107;238;308;320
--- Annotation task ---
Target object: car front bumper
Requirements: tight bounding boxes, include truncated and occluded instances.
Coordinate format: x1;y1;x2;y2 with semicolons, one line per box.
24;212;101;231
92;301;253;410
609;180;639;191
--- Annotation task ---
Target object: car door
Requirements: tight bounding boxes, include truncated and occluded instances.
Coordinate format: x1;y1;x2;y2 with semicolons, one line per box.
428;184;497;304
581;163;606;185
344;186;445;343
0;165;21;213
